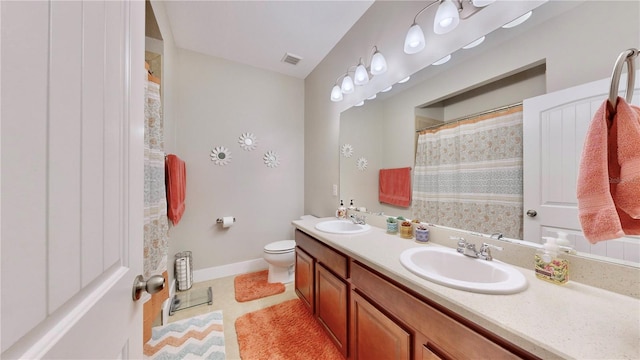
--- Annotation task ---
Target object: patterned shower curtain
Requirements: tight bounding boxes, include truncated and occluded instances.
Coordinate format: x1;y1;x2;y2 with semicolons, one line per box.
411;105;524;239
144;80;169;278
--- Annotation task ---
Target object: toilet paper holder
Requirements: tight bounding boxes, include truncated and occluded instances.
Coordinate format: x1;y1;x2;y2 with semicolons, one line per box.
216;217;236;224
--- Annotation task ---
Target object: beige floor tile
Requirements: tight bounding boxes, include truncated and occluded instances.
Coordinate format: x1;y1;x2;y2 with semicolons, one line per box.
166;275;297;360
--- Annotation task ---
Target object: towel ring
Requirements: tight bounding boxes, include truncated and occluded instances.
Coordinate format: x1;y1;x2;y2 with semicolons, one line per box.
608;48;639;110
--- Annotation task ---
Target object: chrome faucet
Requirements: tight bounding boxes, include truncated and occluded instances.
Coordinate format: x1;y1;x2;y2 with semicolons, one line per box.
349;214;367;225
451;237;502;261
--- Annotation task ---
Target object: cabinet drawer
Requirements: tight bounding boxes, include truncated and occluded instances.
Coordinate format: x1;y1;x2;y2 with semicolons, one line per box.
295;229;348;278
351;261;528;360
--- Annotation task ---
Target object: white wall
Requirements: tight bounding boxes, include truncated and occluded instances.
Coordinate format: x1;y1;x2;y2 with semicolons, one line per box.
305;0;640;217
167;48;305;275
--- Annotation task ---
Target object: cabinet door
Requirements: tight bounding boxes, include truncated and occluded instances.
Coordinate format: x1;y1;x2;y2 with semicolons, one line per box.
295;247;314;312
316;263;349;357
351;291;411;360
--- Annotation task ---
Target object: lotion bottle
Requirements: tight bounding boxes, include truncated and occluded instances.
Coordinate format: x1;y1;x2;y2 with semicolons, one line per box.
535;236;569;284
348;200;356;211
336;200;346;219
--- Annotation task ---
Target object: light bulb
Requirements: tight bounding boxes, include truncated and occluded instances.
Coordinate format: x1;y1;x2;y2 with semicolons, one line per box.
354;63;369;86
381;85;393;93
370;50;387;75
434;0;459;35
341;75;354;94
462;36;485;49
404;23;425;54
432;54;451;65
355;101;365;107
366;94;377;100
502;11;532;29
398;76;410;84
471;0;495;7
330;85;343;102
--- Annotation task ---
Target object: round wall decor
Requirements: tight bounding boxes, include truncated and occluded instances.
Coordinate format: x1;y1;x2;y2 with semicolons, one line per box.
341;143;354;158
211;146;232;166
263;150;280;168
356;157;368;171
238;132;258;151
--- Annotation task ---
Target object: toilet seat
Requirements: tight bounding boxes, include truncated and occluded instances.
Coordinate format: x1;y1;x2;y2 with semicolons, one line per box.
264;240;296;254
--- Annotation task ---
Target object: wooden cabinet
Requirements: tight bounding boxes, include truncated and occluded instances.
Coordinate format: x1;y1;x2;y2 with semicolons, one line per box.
351;291;411;360
295;247;314;312
294;229;537;360
316;263;348;355
351;261;535;360
295;229;349;357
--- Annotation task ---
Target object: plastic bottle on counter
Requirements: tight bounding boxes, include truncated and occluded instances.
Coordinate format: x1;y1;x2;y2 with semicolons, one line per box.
336;200;346;219
534;236;569;285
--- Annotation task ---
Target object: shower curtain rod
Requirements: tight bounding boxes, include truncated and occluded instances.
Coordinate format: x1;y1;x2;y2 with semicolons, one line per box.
415;102;523;133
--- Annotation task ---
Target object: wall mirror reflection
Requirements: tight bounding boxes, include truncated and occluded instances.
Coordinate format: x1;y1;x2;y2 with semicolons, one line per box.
339;2;639;268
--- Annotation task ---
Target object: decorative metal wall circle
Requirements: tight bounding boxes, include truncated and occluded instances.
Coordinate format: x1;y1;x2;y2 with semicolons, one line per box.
238;132;258;151
341;143;354;158
356;157;368;171
211;146;232;166
263;150;280;168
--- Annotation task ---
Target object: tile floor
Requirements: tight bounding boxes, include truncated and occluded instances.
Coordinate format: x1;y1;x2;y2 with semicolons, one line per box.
164;274;298;360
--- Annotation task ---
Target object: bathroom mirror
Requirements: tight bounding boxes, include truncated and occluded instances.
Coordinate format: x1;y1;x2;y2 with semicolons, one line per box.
339;1;640;267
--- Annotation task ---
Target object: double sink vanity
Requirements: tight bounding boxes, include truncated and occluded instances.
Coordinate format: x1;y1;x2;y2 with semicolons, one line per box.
292;216;639;359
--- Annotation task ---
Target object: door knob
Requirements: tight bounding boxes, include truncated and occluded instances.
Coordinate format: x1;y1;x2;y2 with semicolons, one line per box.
526;209;537;217
132;274;165;301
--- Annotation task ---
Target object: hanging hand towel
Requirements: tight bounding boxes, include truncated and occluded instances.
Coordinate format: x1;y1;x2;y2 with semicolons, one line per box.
613;97;640;219
577;99;640;243
379;167;412;207
165;154;186;225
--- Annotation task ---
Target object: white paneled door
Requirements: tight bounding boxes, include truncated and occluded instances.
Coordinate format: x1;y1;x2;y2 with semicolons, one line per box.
523;70;640;263
1;1;145;358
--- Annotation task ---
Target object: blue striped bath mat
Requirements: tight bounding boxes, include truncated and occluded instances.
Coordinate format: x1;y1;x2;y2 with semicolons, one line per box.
144;310;225;360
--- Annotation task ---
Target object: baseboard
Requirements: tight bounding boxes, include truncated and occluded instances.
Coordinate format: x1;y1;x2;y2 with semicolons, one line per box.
193;258;268;283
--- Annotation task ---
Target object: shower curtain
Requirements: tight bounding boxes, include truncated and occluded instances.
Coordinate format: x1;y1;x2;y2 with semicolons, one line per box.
144;79;169;278
411;105;524;239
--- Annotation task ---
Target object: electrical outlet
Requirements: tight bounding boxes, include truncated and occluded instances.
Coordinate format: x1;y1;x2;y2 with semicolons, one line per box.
332;184;338;197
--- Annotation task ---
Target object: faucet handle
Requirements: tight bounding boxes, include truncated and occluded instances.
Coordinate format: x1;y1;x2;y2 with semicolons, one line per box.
450;236;467;252
481;243;503;251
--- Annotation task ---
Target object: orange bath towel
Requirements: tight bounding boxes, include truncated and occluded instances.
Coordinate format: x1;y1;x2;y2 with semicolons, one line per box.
613;97;640;219
165;154;186;225
577;98;640;243
379;167;412;207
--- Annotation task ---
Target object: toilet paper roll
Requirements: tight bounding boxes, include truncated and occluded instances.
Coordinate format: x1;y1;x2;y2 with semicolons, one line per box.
222;216;234;228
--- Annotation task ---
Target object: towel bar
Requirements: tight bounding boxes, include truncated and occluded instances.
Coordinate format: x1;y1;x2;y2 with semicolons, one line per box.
608;48;639;110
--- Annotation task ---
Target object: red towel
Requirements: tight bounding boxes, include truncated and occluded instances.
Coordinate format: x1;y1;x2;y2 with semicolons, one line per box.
614;98;640;219
379;167;412;207
165;154;186;225
577;98;640;243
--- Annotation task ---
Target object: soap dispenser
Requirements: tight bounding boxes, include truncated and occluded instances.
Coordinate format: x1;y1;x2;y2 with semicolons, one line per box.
348;200;356;211
336;200;346;219
535;236;569;284
555;231;570;246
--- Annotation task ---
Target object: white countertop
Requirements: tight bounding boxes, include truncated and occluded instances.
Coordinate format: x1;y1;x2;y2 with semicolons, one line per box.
292;217;640;360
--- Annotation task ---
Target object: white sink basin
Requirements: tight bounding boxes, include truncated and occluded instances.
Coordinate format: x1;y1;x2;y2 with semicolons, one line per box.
315;220;371;234
400;246;527;294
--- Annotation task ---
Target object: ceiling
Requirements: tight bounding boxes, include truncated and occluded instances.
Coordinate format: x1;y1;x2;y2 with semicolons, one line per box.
161;0;375;79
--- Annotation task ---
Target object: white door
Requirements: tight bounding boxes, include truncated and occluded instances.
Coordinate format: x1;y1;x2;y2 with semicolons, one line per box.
523;70;640;263
1;1;146;358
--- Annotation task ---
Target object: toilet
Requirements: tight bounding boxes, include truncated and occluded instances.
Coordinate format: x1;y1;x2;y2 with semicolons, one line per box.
263;240;296;284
